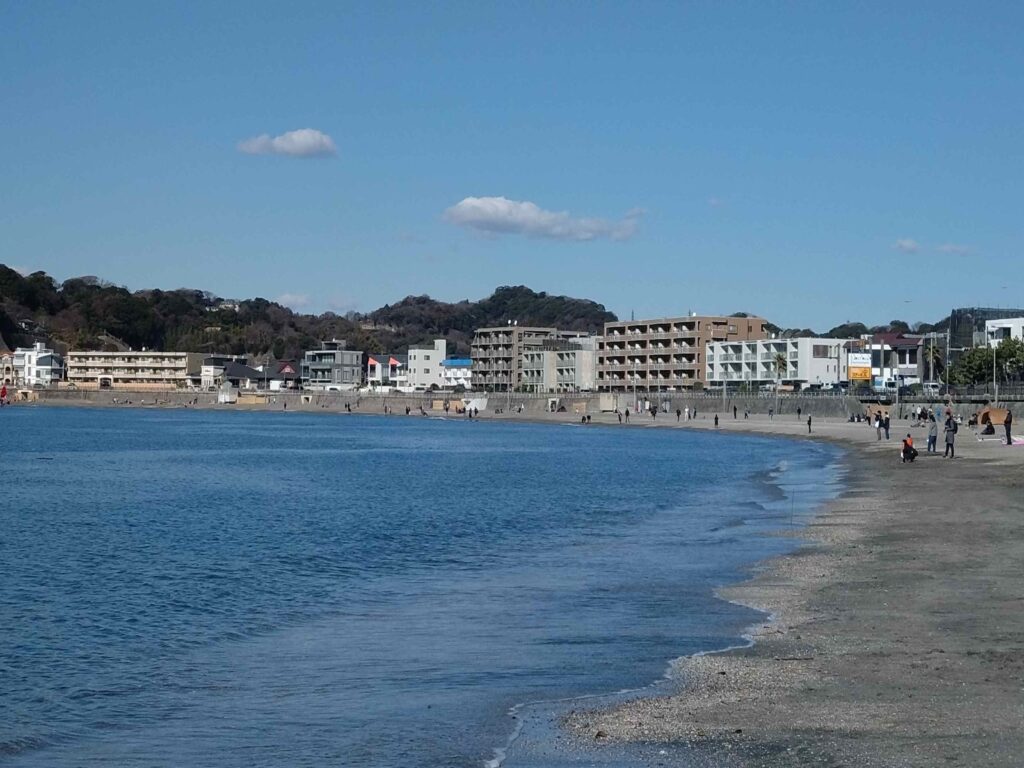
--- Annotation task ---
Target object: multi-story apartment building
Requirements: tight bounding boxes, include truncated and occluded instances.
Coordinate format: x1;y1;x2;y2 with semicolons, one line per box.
406;339;446;390
706;338;853;389
66;350;200;389
300;340;363;390
366;354;407;388
471;326;589;391
597;315;768;392
985;318;1024;347
521;337;597;393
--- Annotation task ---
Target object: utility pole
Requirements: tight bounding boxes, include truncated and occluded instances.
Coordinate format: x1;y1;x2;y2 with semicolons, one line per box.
993;343;999;406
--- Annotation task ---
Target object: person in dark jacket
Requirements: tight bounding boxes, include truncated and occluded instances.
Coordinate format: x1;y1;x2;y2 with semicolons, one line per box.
944;416;957;458
1005;409;1014;446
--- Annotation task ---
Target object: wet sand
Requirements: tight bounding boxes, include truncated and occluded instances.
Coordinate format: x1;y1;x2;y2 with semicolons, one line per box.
548;413;1024;766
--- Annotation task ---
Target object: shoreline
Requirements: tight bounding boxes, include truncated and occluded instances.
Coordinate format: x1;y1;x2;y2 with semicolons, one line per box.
555;416;1024;766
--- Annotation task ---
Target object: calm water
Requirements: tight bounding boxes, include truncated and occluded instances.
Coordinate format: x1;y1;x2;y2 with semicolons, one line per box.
1;407;842;767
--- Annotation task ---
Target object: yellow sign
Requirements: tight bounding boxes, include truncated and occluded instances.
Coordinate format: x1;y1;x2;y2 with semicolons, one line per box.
849;367;872;381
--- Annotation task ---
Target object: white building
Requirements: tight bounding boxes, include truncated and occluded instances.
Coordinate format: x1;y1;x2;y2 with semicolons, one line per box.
366;354;407;388
406;339;446;390
706;338;852;389
67;350;202;389
522;337;597;393
441;358;473;390
12;343;64;387
985;318;1024;347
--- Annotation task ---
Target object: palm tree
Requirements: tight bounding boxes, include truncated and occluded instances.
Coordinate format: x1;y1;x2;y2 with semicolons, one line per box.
773;351;787;413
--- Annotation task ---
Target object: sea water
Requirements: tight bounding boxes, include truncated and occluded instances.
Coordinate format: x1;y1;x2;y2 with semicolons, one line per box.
0;407;842;767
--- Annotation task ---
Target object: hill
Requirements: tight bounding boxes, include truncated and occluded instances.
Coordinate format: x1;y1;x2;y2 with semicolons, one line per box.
0;267;617;360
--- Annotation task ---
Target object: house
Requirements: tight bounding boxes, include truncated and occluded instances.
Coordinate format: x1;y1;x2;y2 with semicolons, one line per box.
441;358;473;390
222;361;271;390
197;354;248;389
366;354;407;388
706;338;853;390
864;333;924;388
268;360;300;391
12;343;64;387
301;340;362;390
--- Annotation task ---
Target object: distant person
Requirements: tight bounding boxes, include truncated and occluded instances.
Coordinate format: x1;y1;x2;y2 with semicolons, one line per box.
624;408;630;423
714;414;719;428
744;409;749;419
883;414;891;440
807;415;812;433
617;410;622;424
684;406;690;420
944;416;957;458
586;414;591;423
797;406;802;419
1005;409;1013;446
769;407;774;420
733;405;737;419
693;407;698;419
676;408;681;422
927;415;938;453
874;412;882;441
901;433;918;463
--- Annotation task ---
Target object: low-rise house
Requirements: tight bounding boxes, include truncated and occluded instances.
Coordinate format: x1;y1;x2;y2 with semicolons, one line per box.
366;354;407;388
301;340;362;391
222;361;272;390
441;358;473;390
12;343;64;387
198;354;248;389
864;333;924;388
706;337;852;390
268;360;300;390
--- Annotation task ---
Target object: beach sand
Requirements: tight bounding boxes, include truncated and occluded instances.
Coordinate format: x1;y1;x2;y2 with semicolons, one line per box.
543;413;1024;767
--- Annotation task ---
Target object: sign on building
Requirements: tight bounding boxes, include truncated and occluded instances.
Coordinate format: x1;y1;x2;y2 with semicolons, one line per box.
848;352;872;381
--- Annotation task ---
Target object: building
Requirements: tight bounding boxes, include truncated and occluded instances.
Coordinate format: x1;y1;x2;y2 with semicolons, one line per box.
706;338;852;390
11;343;64;387
301;340;363;390
1;352;14;386
948;307;1024;352
521;337;597;393
66;350;199;389
985;318;1024;347
471;326;590;391
198;354;248;389
268;360;301;391
366;354;407;388
441;358;473;390
597;314;768;393
406;339;447;390
864;333;924;388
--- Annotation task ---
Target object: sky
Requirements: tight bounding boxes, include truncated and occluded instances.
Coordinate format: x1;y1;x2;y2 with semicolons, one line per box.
2;2;1021;330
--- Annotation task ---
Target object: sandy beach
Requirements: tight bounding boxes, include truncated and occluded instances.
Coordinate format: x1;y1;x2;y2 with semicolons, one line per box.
540;411;1024;767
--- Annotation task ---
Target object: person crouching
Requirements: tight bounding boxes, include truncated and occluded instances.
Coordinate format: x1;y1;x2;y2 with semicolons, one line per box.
901;433;918;463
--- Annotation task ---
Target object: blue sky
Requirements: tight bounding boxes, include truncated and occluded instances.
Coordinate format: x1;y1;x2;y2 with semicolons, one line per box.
2;2;1021;330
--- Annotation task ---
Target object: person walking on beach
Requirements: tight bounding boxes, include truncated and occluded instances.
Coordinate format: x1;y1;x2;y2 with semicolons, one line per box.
676;408;681;422
617;410;622;424
769;407;774;420
624;407;630;423
733;405;738;419
797;406;802;419
714;414;719;428
944;415;957;458
1005;409;1013;446
684;406;690;421
807;415;812;433
883;414;891;440
927;415;938;453
874;412;882;440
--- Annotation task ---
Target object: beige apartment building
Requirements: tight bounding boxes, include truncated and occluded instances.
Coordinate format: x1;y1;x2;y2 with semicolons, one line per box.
67;350;203;390
471;326;589;391
597;314;768;392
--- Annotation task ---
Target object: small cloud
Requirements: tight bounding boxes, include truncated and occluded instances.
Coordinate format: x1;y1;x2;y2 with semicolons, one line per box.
708;196;725;208
937;243;973;256
444;196;641;242
893;238;920;253
275;292;311;309
238;128;337;158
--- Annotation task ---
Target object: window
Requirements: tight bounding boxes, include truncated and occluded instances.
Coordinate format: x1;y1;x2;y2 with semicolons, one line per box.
812;345;831;359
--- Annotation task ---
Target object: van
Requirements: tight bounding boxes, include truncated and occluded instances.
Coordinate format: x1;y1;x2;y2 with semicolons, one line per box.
759;383;776;392
922;382;942;397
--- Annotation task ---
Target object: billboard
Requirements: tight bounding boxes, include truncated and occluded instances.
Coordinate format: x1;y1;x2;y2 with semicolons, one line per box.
847;352;872;381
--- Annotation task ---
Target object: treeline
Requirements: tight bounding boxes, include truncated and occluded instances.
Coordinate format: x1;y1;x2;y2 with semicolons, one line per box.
0;267;617;361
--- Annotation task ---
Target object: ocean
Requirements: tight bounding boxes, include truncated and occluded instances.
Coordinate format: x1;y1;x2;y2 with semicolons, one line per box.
0;406;842;767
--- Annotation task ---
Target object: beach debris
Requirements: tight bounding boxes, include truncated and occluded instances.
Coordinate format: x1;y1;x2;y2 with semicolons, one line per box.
594;729;607;740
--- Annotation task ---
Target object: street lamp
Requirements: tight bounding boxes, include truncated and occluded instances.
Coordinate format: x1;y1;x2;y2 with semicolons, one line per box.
993;343;999;406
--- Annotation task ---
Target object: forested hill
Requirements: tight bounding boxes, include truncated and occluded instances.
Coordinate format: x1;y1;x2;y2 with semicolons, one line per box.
0;267;617;360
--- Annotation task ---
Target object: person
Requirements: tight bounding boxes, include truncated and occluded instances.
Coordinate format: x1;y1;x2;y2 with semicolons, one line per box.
744;409;749;419
901;433;918;463
684;406;690;420
874;412;882;440
586;414;591;423
1005;409;1014;446
676;408;681;422
927;415;938;452
944;415;957;458
883;414;891;440
797;406;802;419
617;410;622;424
769;407;774;420
807;415;812;433
624;407;630;423
714;414;719;428
733;405;738;419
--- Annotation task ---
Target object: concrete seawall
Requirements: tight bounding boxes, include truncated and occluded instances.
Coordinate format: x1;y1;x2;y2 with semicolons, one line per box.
27;388;864;419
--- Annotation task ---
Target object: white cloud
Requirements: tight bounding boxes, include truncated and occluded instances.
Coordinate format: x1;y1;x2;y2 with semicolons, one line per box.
937;243;973;256
238;128;336;158
893;238;920;253
275;292;311;309
444;196;642;242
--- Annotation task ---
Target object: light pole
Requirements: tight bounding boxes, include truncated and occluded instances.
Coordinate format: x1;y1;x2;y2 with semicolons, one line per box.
993;343;999;406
